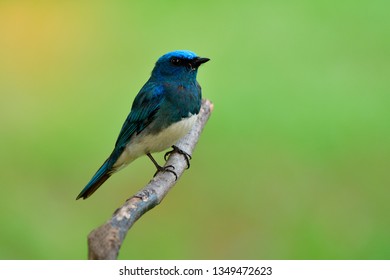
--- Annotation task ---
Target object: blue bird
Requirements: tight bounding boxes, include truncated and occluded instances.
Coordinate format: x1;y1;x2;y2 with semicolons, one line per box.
76;50;209;200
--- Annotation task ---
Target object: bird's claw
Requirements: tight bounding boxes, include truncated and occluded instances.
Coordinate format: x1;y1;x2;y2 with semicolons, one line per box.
153;165;177;180
147;153;177;180
164;145;192;169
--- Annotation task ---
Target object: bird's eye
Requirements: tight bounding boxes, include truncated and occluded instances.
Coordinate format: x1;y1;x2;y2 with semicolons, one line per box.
170;58;181;66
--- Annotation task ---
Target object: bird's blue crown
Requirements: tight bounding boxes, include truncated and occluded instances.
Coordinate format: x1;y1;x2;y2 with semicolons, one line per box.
157;50;198;63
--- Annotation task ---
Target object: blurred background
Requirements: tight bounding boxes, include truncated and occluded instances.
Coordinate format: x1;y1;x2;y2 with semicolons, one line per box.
1;0;389;259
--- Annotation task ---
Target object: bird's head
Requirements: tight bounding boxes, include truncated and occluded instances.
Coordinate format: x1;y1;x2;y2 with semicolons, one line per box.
151;50;210;81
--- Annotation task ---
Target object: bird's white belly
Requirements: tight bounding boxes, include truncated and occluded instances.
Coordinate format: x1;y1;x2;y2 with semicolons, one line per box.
113;114;197;170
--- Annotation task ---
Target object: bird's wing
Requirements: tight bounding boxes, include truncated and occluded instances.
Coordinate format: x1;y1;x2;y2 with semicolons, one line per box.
114;83;165;149
76;83;165;200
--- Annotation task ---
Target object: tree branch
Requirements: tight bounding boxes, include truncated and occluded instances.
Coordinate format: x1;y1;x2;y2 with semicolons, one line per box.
87;99;214;260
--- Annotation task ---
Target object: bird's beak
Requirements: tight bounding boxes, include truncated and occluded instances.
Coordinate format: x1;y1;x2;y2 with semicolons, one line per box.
192;57;210;68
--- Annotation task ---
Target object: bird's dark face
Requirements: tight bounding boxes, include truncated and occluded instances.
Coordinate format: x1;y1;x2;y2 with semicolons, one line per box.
169;56;210;71
152;50;210;80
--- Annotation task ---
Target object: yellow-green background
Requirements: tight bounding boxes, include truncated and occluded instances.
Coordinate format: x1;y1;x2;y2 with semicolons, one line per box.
1;0;389;259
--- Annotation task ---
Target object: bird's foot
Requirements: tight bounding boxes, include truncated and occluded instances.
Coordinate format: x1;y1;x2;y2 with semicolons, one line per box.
153;164;177;180
164;145;192;169
147;153;177;180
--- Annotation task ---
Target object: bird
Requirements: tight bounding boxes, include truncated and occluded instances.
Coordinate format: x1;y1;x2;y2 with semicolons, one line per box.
76;50;209;200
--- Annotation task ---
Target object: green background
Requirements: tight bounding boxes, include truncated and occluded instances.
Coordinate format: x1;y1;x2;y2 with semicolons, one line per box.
1;0;389;259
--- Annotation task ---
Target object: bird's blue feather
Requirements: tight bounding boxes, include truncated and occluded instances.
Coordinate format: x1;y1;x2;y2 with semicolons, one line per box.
77;83;165;200
76;159;111;200
115;82;165;148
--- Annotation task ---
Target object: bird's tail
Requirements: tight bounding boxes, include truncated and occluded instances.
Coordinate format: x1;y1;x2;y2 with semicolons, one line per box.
76;159;113;200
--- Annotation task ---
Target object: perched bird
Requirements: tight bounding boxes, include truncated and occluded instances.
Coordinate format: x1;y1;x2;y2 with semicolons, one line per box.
76;50;209;200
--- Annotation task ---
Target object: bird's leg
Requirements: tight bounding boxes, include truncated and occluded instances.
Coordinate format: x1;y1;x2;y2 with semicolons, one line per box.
164;145;192;169
147;153;177;180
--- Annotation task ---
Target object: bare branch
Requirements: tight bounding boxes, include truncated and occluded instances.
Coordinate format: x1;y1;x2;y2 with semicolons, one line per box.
87;99;214;260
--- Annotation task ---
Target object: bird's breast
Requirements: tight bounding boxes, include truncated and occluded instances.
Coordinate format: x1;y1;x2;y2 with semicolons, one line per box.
143;114;198;153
